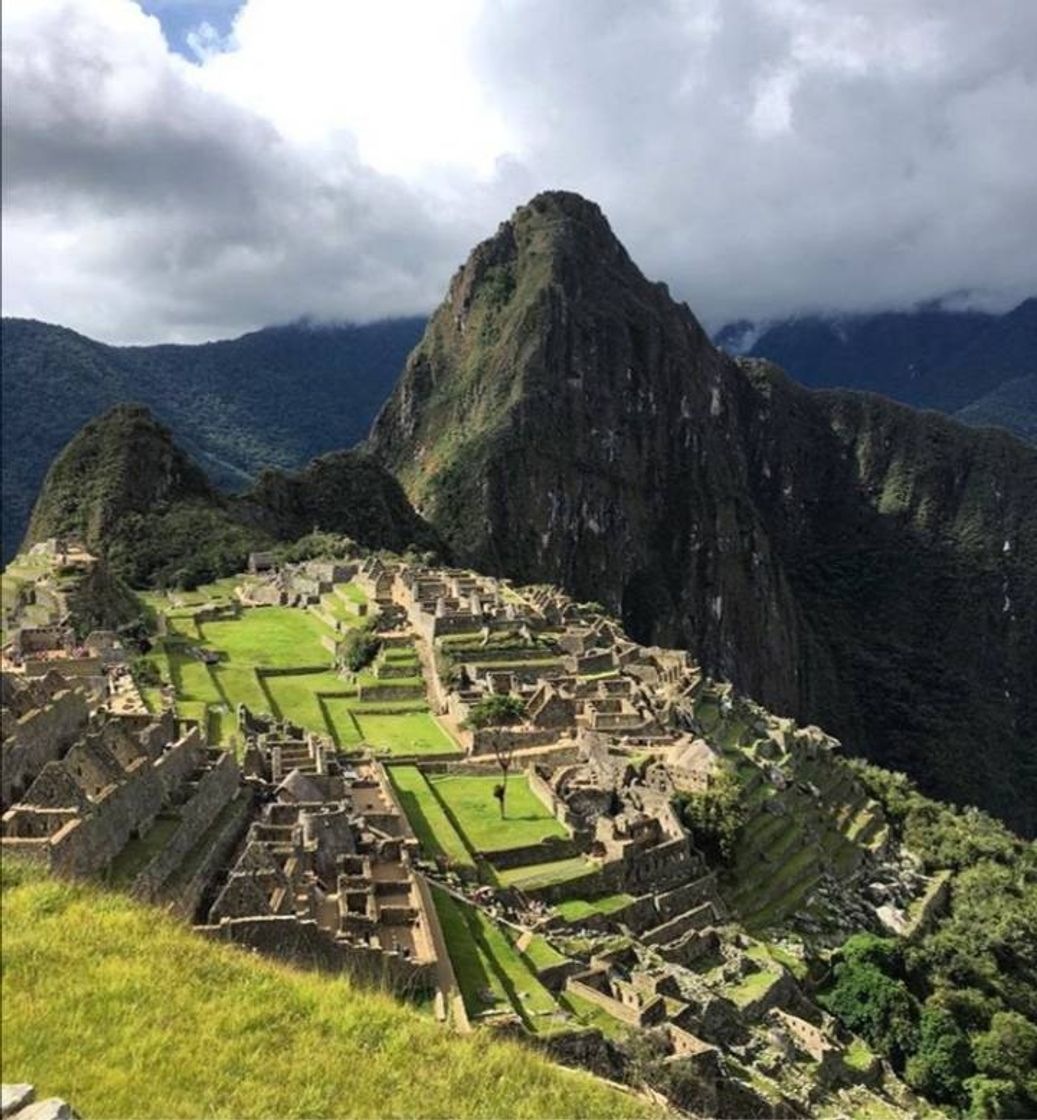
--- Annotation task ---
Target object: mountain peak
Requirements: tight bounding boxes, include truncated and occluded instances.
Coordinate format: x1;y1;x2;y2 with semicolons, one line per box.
26;403;216;551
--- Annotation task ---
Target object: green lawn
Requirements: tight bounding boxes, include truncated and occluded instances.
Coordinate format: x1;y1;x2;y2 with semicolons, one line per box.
211;664;270;715
206;707;239;750
200;608;332;668
263;671;350;735
174;699;208;725
168;654;222;704
105;816;182;886
515;934;569;972
355;711;458;757
495;857;597;892
429;887;562;1033
335;581;367;605
431;886;510;1017
322;697;364;748
166;614;202;640
163;576;244;608
387;766;475;869
429;774;567;852
554;894;635;922
558;991;632;1042
2;858;649;1119
319;593;355;624
726;965;781;1007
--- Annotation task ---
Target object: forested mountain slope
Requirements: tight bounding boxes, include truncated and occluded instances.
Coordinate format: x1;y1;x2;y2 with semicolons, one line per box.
1;316;425;559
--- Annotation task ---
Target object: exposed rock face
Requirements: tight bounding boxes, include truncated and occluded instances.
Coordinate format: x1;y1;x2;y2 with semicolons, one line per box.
369;191;1037;834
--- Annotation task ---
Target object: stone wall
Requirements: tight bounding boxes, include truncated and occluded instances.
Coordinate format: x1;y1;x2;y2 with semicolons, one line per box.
565;971;664;1028
199;914;436;995
2;689;89;806
483;834;584;870
904;870;952;942
162;789;255;920
413;873;471;1031
527;764;572;827
3;726;205;878
23;657;102;679
654;874;720;923
470;727;559;754
129;751;241;902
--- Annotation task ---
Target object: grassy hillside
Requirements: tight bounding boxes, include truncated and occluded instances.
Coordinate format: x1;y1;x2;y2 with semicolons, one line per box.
0;857;651;1120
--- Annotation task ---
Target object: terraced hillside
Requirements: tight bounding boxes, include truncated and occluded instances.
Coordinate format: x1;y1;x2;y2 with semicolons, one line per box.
140;577;460;760
4;546;1028;1118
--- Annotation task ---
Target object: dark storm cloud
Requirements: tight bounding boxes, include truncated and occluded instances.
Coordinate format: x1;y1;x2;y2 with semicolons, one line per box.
2;0;1035;342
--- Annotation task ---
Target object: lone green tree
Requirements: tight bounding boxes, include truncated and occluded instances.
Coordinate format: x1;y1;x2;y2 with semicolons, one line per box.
467;693;526;818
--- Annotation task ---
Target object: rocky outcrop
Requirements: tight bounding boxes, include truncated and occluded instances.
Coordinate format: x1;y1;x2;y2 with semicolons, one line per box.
369;191;1037;834
1;1085;77;1120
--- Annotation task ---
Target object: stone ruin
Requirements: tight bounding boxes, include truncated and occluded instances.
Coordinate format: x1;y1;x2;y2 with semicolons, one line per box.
200;724;440;996
1;669;245;903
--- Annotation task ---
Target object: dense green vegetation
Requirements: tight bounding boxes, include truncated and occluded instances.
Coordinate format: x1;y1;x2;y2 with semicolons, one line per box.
674;765;747;861
342;620;381;671
1;316;426;561
467;693;528;729
956;374;1037;446
1;858;648;1119
819;762;1037;1116
22;406;442;590
23;404;270;588
717;297;1036;433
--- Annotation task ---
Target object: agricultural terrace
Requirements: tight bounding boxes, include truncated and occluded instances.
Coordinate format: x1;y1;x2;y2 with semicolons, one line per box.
428;773;567;852
388;767;601;895
141;576;459;759
430;887;633;1040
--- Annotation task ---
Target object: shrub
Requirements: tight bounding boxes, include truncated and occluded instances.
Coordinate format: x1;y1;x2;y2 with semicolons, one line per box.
342;624;380;673
467;693;526;730
675;766;746;862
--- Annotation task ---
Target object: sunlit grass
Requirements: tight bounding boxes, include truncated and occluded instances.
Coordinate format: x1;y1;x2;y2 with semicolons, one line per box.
1;858;653;1120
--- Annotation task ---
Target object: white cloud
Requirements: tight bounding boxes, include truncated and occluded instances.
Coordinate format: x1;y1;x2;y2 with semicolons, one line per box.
2;0;1035;342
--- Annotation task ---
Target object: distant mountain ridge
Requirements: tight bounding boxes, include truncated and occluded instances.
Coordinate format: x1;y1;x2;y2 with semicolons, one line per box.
0;315;426;560
715;299;1037;443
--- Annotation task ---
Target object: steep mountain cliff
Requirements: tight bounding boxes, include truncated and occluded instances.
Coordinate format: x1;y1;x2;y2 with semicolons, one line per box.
235;450;444;556
369;191;1037;833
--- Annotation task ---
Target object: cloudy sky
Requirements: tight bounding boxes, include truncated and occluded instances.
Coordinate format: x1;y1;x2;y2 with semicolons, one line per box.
3;0;1036;344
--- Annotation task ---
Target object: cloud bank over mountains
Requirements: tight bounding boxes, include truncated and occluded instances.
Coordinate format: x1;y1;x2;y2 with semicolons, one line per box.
3;0;1036;343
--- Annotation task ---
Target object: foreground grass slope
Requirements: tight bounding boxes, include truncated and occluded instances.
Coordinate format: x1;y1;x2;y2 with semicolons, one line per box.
1;859;651;1120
